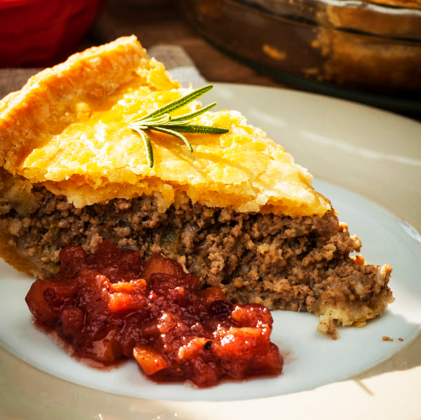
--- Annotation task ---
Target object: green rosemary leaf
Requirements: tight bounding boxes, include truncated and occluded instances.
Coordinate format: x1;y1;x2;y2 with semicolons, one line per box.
161;125;229;135
152;126;193;153
130;126;154;168
136;114;171;126
129;85;229;167
133;85;213;122
170;102;217;123
157;118;190;126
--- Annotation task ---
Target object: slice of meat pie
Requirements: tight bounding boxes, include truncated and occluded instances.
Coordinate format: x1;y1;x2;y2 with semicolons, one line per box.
0;36;393;338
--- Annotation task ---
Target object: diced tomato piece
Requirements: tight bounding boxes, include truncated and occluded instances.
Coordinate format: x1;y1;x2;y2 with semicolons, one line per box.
140;320;161;338
25;279;78;325
61;306;84;336
188;357;219;387
214;326;268;357
108;279;147;312
140;253;185;280
111;279;147;293
178;337;209;360
196;287;227;308
133;345;168;375
108;292;146;312
231;304;273;326
229;326;262;338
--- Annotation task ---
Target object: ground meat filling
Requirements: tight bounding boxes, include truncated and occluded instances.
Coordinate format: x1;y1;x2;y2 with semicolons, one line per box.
1;186;392;317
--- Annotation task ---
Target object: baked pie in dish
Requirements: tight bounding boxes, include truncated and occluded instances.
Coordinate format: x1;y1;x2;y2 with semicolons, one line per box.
0;36;393;338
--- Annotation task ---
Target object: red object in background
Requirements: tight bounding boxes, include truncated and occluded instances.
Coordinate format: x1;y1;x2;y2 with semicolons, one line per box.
0;0;107;67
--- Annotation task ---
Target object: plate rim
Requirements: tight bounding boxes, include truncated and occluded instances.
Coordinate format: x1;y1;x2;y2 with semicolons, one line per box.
1;82;420;418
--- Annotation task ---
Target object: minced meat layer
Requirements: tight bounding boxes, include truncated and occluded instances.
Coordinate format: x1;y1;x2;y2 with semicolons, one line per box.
1;186;392;314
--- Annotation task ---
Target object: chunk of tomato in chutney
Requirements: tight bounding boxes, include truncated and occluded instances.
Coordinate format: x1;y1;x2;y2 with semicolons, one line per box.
25;241;283;387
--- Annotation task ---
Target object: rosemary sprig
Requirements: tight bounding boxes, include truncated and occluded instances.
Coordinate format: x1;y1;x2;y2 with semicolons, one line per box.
129;85;229;168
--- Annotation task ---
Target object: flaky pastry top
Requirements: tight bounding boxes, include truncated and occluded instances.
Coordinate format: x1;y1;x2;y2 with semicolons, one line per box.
0;36;330;216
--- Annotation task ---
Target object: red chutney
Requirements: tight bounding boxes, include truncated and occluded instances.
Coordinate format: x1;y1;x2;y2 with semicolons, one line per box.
25;241;283;387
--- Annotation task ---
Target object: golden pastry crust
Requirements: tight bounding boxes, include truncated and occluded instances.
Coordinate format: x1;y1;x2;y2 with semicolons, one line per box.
0;36;330;217
0;36;151;169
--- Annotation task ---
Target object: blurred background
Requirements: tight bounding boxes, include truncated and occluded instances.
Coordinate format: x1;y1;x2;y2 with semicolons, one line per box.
0;0;420;115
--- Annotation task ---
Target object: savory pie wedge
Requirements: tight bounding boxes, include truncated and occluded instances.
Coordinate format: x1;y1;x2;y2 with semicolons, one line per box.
0;36;393;338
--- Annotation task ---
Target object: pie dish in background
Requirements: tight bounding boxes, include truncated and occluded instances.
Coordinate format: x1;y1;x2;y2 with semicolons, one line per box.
179;0;421;112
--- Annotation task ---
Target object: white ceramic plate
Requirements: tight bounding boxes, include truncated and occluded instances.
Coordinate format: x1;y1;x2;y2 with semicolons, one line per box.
1;84;421;419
